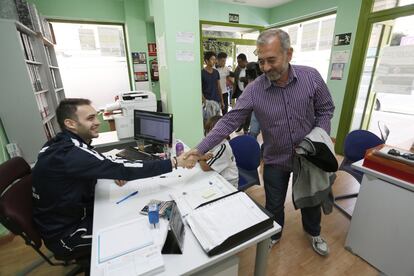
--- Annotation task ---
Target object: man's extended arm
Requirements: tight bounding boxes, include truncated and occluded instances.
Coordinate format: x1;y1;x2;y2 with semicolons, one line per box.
65;147;195;181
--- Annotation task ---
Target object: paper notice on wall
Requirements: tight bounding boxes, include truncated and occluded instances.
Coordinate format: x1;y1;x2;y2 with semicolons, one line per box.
156;33;167;69
330;63;345;80
176;32;194;44
176;50;194;62
331;50;350;63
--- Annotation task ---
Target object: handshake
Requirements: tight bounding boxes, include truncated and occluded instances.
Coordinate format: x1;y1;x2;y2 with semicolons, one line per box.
173;148;207;169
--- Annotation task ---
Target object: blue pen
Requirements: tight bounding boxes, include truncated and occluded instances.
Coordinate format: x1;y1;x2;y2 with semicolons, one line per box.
116;191;138;204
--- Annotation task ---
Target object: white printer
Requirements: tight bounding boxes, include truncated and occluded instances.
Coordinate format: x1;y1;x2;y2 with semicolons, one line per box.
104;91;157;139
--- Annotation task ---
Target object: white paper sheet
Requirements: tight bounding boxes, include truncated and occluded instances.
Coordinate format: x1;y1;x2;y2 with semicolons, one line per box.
170;174;235;216
186;192;269;252
103;244;164;276
98;217;153;264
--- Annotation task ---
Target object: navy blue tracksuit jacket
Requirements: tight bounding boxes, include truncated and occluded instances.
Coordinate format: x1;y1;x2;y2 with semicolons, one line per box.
32;130;172;241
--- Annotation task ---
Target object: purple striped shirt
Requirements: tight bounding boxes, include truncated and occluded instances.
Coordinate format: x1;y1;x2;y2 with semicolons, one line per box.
197;65;335;171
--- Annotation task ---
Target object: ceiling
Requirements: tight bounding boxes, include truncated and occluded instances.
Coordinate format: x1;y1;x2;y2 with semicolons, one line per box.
215;0;292;8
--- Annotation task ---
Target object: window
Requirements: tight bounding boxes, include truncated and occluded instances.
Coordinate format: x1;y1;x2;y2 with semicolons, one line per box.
52;22;130;109
280;14;337;80
301;22;318;51
372;0;414;12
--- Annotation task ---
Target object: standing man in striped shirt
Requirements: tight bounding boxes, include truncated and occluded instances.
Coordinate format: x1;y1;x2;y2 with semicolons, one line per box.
185;29;335;256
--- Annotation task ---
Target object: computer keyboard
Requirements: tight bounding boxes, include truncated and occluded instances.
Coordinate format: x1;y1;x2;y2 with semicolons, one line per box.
116;147;161;161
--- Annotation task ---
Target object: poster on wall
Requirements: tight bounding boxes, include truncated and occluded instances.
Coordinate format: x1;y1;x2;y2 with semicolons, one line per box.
330;63;345;80
132;52;148;82
148;43;157;56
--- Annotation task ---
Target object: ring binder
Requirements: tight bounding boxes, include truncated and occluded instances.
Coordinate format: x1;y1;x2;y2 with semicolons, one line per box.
187;191;274;256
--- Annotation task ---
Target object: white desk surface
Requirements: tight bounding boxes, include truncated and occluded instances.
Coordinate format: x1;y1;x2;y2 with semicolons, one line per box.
352;160;414;192
90;167;280;276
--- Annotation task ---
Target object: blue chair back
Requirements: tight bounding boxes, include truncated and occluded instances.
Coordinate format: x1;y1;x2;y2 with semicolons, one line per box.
344;130;384;162
229;135;260;170
229;135;261;190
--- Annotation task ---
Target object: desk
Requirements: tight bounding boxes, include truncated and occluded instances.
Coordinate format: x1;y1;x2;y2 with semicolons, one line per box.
90;167;280;276
345;160;414;276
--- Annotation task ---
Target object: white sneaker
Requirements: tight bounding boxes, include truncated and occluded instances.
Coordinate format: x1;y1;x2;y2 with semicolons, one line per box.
308;235;329;256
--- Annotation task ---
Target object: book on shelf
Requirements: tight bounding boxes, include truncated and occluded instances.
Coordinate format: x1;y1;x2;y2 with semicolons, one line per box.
20;32;35;61
186;191;274;256
25;63;35;90
14;0;33;30
44;45;52;65
18;32;29;60
27;3;42;33
40;16;53;42
48;21;56;44
26;64;41;91
32;65;43;91
34;93;42;114
43;123;52;140
50;68;58;88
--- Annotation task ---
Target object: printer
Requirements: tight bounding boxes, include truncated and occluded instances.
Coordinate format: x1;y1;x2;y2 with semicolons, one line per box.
104;91;157;139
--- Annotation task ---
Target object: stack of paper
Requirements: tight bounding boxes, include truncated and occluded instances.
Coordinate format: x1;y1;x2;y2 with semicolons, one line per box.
186;192;272;255
170;174;235;216
98;217;165;275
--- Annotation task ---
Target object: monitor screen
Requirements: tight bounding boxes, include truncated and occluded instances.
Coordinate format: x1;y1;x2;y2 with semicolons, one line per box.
133;110;173;145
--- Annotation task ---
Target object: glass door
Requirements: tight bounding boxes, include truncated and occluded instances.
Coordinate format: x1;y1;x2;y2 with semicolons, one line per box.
350;14;414;147
200;22;261;69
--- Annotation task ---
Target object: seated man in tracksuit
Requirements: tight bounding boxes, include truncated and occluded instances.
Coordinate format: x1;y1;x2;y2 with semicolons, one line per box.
32;98;195;262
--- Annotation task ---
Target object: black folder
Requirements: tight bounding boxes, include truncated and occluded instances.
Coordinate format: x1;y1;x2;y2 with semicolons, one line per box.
189;191;274;257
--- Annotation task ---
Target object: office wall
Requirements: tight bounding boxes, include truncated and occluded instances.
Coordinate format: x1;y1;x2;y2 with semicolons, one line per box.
199;0;269;26
151;0;204;147
31;0;124;22
270;0;363;137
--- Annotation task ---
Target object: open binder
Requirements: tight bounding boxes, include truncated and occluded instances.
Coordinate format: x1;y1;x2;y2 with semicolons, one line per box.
186;191;273;256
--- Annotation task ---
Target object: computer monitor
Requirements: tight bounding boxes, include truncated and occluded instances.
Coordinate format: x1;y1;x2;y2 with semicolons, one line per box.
133;110;173;152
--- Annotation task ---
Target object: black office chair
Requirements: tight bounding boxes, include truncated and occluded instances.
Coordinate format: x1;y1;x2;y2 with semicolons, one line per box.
0;157;85;275
229;135;261;190
334;130;384;218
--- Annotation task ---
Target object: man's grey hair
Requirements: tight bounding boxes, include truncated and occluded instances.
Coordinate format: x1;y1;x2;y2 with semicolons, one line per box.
257;28;291;52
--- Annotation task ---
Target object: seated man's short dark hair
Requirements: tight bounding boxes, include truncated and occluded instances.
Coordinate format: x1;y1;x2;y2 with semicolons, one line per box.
56;98;91;130
237;53;247;61
217;52;228;59
204;51;216;62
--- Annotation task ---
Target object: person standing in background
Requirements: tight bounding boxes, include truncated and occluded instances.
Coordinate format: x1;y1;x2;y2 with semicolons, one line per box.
201;51;223;122
216;52;233;115
233;53;250;133
245;61;263;138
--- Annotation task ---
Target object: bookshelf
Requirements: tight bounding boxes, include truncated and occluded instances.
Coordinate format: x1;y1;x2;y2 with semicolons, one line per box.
0;14;64;163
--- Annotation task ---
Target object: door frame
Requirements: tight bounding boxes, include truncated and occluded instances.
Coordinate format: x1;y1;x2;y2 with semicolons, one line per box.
199;20;263;68
335;2;414;154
